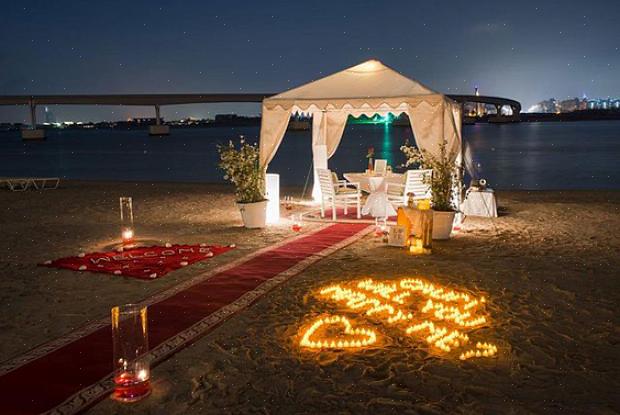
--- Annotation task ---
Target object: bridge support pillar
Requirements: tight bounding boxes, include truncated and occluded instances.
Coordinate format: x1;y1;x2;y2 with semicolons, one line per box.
149;104;169;136
22;100;46;140
495;104;503;116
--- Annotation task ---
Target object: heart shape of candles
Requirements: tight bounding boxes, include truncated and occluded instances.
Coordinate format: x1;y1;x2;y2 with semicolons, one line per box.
299;315;377;349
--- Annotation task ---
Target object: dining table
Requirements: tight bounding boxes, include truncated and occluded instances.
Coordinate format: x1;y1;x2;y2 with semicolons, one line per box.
343;172;404;194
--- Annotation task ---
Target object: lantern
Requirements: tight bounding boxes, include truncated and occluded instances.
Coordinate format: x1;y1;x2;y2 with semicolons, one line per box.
417;199;431;210
291;214;303;232
408;236;425;254
419;204;433;254
111;304;150;402
119;197;134;244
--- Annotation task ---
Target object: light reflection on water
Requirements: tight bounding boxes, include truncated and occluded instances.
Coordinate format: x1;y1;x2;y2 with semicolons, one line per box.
0;121;618;190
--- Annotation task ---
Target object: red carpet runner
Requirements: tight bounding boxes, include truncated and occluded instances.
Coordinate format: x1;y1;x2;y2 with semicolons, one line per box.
0;223;369;414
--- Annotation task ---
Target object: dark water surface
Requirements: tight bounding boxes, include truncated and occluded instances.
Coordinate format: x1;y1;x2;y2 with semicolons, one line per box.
0;121;618;190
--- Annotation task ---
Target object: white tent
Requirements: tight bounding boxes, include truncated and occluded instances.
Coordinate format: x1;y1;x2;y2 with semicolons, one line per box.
258;59;462;199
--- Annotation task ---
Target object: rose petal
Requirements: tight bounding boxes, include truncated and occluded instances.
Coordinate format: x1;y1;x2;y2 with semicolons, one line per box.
78;265;87;271
149;273;157;279
165;243;172;248
114;270;122;275
78;253;85;258
180;261;188;266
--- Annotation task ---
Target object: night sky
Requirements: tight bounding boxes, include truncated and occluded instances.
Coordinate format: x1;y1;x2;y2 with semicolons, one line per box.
1;0;618;122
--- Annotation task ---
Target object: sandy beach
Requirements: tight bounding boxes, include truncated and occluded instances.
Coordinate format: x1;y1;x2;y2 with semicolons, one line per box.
1;182;619;413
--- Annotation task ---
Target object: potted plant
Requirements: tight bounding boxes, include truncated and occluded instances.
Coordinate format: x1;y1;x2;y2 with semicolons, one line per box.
218;138;267;228
400;140;458;239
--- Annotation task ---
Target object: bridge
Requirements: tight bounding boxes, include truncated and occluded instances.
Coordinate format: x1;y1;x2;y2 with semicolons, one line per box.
0;93;521;139
448;94;521;116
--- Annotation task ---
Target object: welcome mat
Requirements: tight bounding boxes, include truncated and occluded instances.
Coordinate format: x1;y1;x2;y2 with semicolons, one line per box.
0;223;371;414
40;244;235;279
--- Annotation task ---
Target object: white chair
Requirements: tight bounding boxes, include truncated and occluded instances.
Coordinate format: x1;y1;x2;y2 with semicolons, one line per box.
317;168;361;220
331;172;349;192
374;159;387;176
386;169;432;207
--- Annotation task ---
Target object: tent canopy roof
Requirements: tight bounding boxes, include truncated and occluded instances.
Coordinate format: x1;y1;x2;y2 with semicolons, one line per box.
264;59;452;112
259;59;462;171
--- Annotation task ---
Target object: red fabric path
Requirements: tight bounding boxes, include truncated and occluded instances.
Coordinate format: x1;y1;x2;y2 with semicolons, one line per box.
310;207;397;222
41;244;234;280
0;223;368;414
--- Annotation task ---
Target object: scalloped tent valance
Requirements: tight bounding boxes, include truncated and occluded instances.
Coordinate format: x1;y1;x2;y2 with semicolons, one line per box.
258;59;462;199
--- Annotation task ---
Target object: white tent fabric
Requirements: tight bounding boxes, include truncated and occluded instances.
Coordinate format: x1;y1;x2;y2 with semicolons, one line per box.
258;59;462;198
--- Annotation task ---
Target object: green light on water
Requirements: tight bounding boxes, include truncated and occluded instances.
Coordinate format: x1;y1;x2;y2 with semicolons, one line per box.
351;113;394;125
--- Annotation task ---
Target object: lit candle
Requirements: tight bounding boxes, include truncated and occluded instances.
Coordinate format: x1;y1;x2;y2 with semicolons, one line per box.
119;197;135;245
291;214;302;232
409;237;424;254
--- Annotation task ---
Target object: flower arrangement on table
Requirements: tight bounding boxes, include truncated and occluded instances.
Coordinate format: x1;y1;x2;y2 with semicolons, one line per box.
366;146;375;172
217;137;265;204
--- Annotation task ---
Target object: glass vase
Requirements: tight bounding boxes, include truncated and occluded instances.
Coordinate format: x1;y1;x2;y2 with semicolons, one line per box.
111;304;150;402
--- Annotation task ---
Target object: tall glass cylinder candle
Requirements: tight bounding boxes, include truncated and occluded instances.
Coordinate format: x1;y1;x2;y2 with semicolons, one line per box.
291;214;303;232
119;197;134;244
111;304;150;402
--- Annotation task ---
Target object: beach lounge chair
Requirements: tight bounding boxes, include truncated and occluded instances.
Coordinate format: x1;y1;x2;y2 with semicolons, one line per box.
1;178;31;191
318;168;361;220
31;177;60;190
386;169;432;207
1;177;60;191
374;159;388;175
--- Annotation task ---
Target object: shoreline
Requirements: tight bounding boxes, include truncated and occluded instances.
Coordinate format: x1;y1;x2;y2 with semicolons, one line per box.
5;178;620;193
0;182;618;413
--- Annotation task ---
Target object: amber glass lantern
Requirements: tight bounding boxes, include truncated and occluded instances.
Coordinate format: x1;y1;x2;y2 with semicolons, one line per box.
419;202;433;254
119;197;134;244
111;304;150;402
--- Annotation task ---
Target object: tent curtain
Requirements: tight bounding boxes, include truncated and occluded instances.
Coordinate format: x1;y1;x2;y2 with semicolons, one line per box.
406;99;461;162
310;111;347;199
406;101;444;159
259;104;292;170
325;111;349;158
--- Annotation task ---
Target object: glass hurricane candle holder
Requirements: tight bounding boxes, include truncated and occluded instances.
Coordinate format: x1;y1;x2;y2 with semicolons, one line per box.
374;217;387;236
291;214;303;232
111;304;150;402
408;236;425;254
284;196;293;211
119;197;134;244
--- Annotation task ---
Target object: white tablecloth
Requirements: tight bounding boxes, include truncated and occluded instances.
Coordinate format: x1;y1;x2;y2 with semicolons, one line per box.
360;176;397;218
343;172;403;193
462;189;498;217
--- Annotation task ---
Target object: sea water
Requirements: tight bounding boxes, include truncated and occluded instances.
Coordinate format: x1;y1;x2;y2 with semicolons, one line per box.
0;121;618;190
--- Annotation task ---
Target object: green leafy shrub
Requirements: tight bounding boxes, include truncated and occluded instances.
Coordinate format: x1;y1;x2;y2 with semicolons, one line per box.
217;138;265;203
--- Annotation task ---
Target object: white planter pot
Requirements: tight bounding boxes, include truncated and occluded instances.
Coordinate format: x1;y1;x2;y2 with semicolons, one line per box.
237;200;267;228
432;211;456;240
